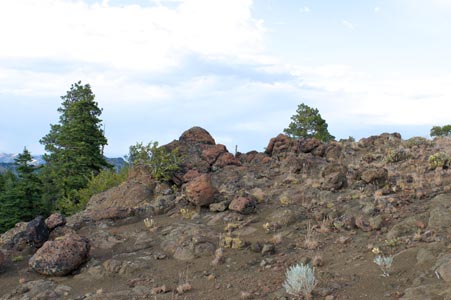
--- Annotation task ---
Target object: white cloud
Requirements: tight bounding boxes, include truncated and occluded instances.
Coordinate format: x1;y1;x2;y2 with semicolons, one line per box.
290;64;451;127
0;0;265;72
374;7;381;13
341;19;355;30
299;6;311;13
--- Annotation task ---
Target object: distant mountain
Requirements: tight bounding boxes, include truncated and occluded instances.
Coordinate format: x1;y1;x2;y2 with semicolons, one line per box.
0;153;45;165
0;153;127;174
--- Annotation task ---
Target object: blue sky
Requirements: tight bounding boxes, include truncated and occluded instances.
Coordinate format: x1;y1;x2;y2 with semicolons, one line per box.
1;0;451;156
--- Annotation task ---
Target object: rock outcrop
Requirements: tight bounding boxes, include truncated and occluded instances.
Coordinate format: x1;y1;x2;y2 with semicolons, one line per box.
1;127;451;300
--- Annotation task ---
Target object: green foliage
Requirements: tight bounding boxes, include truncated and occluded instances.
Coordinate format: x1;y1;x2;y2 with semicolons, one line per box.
127;141;180;181
0;148;48;233
55;167;129;214
428;152;451;169
40;81;110;212
430;125;451;138
385;148;408;163
284;103;335;142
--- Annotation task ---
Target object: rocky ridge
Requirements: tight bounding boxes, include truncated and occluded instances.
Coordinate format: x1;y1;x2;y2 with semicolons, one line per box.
0;127;450;300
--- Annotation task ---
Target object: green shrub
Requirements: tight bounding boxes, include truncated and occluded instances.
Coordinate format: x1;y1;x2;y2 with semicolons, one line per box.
428;152;451;169
385;148;408;163
127;141;180;182
56;167;129;215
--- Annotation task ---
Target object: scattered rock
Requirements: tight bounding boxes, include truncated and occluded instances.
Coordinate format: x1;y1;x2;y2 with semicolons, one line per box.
361;168;388;186
45;213;66;230
229;197;257;214
261;244;275;256
210;201;229;212
29;233;90;276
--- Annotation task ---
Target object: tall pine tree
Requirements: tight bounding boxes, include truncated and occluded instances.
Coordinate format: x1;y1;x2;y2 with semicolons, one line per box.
40;81;110;212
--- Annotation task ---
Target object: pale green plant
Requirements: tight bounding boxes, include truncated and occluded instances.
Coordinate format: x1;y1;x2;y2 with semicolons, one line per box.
283;263;317;298
374;255;393;277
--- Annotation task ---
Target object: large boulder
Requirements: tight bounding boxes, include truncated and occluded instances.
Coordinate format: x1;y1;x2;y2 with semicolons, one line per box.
265;134;299;157
321;164;348;191
2;216;49;251
184;174;217;206
29;233;90;276
86;177;155;211
179;126;216;145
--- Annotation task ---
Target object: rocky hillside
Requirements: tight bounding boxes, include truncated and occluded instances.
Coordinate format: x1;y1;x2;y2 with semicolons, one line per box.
0;127;450;300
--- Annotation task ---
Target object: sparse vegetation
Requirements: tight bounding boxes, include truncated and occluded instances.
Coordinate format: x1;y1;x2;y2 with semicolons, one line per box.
283;263;317;299
127;141;180;182
385;148;408;163
428;152;451;169
373;255;394;277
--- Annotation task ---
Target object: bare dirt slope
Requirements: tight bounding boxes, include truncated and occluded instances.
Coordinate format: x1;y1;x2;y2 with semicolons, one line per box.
1;127;450;300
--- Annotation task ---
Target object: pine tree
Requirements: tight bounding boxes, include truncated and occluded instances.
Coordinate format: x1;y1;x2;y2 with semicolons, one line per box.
0;148;47;233
0;170;19;233
40;81;110;212
14;148;46;220
284;103;335;142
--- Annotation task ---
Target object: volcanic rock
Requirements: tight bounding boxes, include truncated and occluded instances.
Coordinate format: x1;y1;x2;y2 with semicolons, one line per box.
29;233;90;276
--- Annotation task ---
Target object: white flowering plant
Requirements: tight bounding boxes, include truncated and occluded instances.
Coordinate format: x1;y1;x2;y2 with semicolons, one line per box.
374;255;393;277
283;263;317;298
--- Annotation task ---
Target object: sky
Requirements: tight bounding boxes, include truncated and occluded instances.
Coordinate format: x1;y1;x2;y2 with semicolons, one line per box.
1;0;451;157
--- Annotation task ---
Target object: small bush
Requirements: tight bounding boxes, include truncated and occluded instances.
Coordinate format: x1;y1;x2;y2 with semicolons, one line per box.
373;255;393;277
127;141;180;182
428;152;451;169
283;263;317;298
385;148;408;163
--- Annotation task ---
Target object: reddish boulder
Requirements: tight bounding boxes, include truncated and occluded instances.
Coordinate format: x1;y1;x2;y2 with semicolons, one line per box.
299;138;322;153
265;134;298;157
229;197;257;214
184;174;217;206
179;126;216;145
213;153;241;169
183;169;202;182
202;144;227;165
29;233;90;276
45;213;66;231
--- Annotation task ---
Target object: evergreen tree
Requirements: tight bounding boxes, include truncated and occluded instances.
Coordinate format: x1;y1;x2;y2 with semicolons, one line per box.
430;125;451;138
40;81;110;212
284;103;335;142
14;148;46;220
0;148;47;233
0;170;19;233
